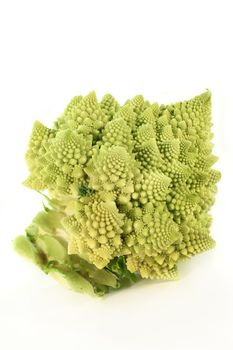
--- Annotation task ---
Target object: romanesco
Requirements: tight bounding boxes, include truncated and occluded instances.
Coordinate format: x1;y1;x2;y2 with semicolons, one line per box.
14;90;221;296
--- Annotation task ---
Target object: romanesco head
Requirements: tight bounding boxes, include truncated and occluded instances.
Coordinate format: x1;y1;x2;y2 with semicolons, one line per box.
16;90;220;295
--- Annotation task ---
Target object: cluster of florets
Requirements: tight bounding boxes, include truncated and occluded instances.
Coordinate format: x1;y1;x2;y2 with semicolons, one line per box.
14;91;220;295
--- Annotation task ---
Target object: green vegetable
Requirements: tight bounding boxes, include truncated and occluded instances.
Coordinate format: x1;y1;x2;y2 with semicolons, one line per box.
13;236;42;266
36;235;67;263
49;269;96;296
14;90;220;296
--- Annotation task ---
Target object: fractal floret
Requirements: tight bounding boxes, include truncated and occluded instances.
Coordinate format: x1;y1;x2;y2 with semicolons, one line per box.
14;90;221;296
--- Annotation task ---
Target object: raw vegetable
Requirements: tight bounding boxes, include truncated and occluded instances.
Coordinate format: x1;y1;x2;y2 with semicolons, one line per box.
14;91;220;296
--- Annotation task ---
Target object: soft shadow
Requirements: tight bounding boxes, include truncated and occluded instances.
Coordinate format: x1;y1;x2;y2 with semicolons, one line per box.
103;276;173;300
178;250;216;278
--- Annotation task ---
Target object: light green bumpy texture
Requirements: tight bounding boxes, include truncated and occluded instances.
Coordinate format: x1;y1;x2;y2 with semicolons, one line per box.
14;90;220;295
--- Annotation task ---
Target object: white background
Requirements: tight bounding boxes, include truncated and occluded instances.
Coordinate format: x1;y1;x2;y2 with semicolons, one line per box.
0;1;233;349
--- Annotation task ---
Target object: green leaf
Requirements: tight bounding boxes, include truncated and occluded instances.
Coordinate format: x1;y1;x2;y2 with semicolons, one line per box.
33;210;63;233
71;255;119;288
90;269;119;288
49;269;96;296
13;235;41;265
36;235;67;263
37;191;63;211
107;256;140;287
25;224;38;242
